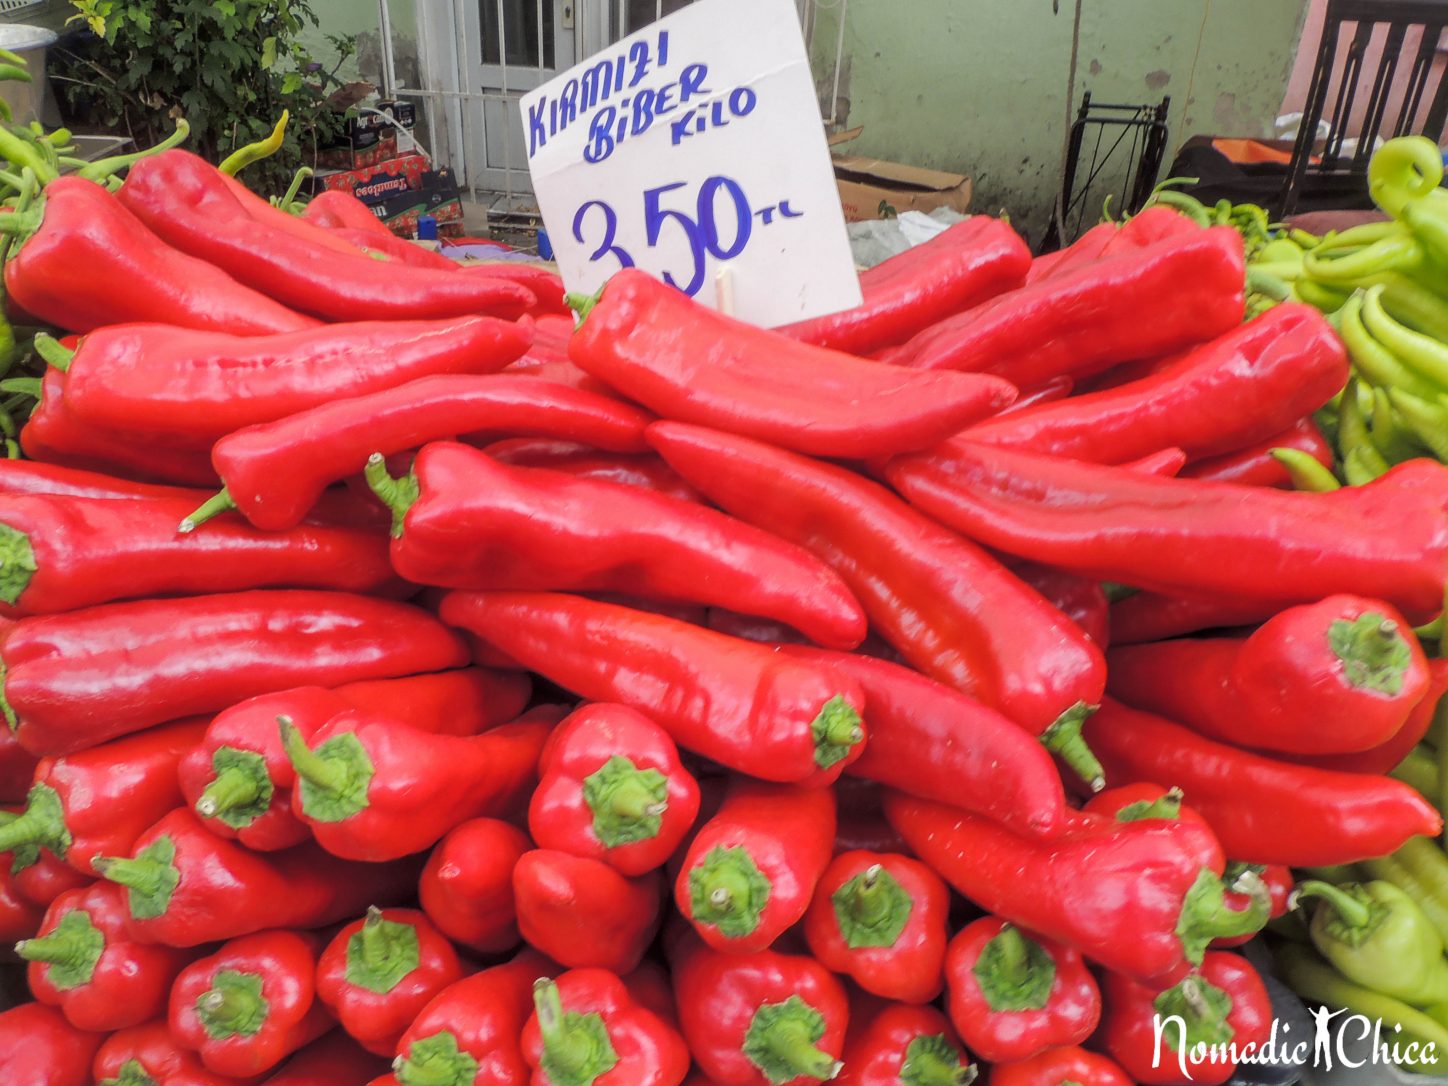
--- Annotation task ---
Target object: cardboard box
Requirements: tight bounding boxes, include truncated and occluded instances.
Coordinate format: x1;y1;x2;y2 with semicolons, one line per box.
306;152;432;200
832;154;973;222
317;128;398;172
367;166;465;239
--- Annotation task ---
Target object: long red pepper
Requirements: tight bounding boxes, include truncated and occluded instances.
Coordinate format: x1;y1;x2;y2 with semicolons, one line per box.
1025;221;1117;283
220;173;370;255
833;999;975;1086
1010;562;1109;647
1108;590;1281;646
1299;657;1448;775
94;808;423;946
0;458;209;502
119;150;536;321
301;188;396;235
370;442;867;649
1181;416;1334;487
514;849;662;973
93;1019;258;1086
260;1030;391;1085
885;442;1448;623
569;268;1017;459
330;225;464;270
484;439;703;502
3;589;468;756
987;1046;1131;1086
0;1001;105;1086
1083;698;1442;865
419;816;530;954
440;591;867;786
647;423;1106;784
466;263;571;315
780;217;1031;355
0;176;317;335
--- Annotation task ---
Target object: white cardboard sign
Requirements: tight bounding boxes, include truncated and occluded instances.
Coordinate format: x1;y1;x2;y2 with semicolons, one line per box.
520;0;862;327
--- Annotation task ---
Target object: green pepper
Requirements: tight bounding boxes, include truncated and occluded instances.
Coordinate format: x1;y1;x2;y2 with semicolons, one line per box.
1292;276;1353;314
1370;136;1444;218
219;110;289;177
1387;388;1448;461
1297;880;1448;1005
1304;229;1430;286
1362;843;1448;949
1270;448;1342;492
1368;387;1426;463
1339;291;1439;400
1362;285;1448;387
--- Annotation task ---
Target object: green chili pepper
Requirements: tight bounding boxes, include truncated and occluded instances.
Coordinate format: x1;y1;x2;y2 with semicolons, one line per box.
218;110;290;177
1270;447;1342;492
1387;388;1448;461
1370;136;1444;219
273;164;312;215
1337;292;1442;399
1391;746;1441;802
1297;880;1448;1005
1256;237;1306;266
1148;189;1212;227
1362;285;1448;388
63;119;190;184
1292;276;1353;314
1367;388;1425;463
1304;229;1430;286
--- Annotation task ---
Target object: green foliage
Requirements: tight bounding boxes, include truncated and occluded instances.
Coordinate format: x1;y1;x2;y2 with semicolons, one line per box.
55;0;355;195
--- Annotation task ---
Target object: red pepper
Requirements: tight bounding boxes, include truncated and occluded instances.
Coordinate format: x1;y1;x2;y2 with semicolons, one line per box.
372;441;865;649
1025;222;1117;283
676;779;835;954
959;304;1346;465
1300;657;1448;775
1108;590;1278;646
834;998;974;1086
260;1030;391;1085
0;858;43;942
831;779;911;856
169;929;333;1078
332;226;464;271
420;816;531;954
2;807;90;907
672;933;850;1086
440;591;867;786
465;263;571;316
1101;207;1205;252
119;151;536;320
301;189;395;235
523;969;691;1086
198;374;650;532
0;176;317;335
1213;863;1294;948
1082;782;1216;839
1181;416;1334;487
94;808;423;946
1010;563;1109;648
884;793;1268;985
20;881;194;1031
986;1047;1131;1086
220;173;370;255
283;710;550;861
0;456;216;502
570;268;1016;459
391;950;556;1086
530;703;701;876
317;907;465;1056
1083;698;1442;865
804;850;949;1004
780;217;1031;355
1108;595;1430;755
485;439;702;502
885;443;1448;624
884;227;1245;387
647;423;1106;786
514;849;662;973
0;1001;105;1086
1101;951;1272;1086
93;1019;261;1086
943;917;1100;1064
0;723;36;803
4;589;468;756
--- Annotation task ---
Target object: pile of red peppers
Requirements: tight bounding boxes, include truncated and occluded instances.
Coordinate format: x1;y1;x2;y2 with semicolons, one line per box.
0;145;1444;1086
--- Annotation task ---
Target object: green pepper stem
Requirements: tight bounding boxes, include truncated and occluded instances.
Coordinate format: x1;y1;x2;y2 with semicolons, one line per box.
195;765;260;819
1177;867;1272;963
178;488;237;534
838;864;892;929
31;333;72;373
93;854;169;899
1294;879;1375;929
278;165;312;211
532;977;603;1082
755;1016;840;1082
604;775;667;821
364;453;418;538
278;717;349;795
199;979;263;1036
0;803;47;852
1040;702;1104;792
74;119;190;183
565;288;604;324
359;906;389;970
15;930;84;966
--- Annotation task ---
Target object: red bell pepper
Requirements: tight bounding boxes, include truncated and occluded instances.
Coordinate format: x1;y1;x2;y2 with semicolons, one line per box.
523;970;691;1086
20;881;194;1031
944;918;1100;1064
301;189;396;235
4;589;468;756
884;793;1268;985
119;150;536;320
647;423;1106;787
885;443;1448;624
169;929;332;1078
987;1047;1131;1086
197;374;651;532
283;710;549;861
529;703;701;877
93;1019;262;1086
1181;416;1334;487
803;850;949;1004
1101;951;1272;1086
260;1030;391;1085
484;439;702;502
0;855;42;942
440;591;867;786
2;809;90;908
0;176;317;335
884;227;1245;387
370;442;867;650
0;1001;105;1086
1300;657;1448;775
514;849;662;973
1083;698;1442;865
834;998;975;1086
95;808;423;946
420;816;531;954
569;268;1016;459
780;217;1031;355
317;907;465;1056
672;933;849;1086
676;779;835;954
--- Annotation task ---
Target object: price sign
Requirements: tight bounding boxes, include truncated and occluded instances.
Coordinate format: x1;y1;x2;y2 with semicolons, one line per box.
520;0;862;327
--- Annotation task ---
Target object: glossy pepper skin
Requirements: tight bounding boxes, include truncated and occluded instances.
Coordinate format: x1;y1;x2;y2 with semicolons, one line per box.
0;859;42;941
20;881;194;1031
884;793;1267;986
672;934;850;1086
420;816;530;953
484;439;701;502
987;1046;1131;1086
1297;879;1448;1005
92;1019;260;1086
202;375;650;533
440;591;867;786
0;1001;105;1086
515;849;662;973
370;442;867;650
2;805;90;908
284;710;550;861
1181;416;1334;487
317;907;465;1056
170;929;332;1078
260;1030;390;1085
523;970;690;1086
3;589;468;756
1301;656;1448;775
530;704;701;876
944;918;1100;1064
1026;221;1117;283
803;850;949;1004
885;443;1448;624
885;227;1245;386
0;718;35;803
780;217;1031;355
646;423;1105;779
833;998;975;1086
1101;952;1272;1086
0;458;221;502
0;176;317;335
119;150;536;321
1084;698;1443;865
676;780;835;954
1108;590;1280;646
95;808;423;947
569;268;1017;460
